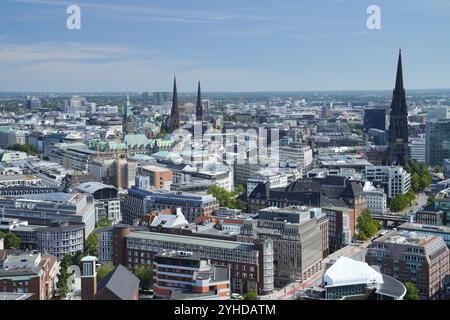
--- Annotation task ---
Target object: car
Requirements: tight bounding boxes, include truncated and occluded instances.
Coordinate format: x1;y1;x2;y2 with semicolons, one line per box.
231;293;242;299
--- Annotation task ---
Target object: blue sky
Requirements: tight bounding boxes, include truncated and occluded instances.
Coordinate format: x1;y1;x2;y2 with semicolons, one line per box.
1;0;450;92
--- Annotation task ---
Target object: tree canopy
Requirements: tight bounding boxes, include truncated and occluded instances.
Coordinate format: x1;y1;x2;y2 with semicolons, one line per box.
404;282;420;300
389;190;415;212
357;209;381;240
85;232;99;257
9;143;38;155
404;160;432;193
208;186;245;210
243;289;260;300
97;263;115;283
3;232;21;249
134;264;153;290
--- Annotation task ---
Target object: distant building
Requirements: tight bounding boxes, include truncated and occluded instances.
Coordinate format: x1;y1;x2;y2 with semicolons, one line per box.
364;107;387;131
427;106;450;122
153;251;230;300
153;92;171;105
77;182;121;223
409;138;426;163
425;119;450;166
0;250;59;300
121;187;219;224
279;143;313;172
0;127;26;149
366;230;449;300
139;165;173;190
0;193;96;238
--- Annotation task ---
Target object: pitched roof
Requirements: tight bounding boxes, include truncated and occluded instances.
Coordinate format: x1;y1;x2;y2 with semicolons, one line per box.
97;265;139;300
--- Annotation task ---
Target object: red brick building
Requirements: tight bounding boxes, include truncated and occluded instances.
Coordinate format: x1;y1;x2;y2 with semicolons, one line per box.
0;250;59;300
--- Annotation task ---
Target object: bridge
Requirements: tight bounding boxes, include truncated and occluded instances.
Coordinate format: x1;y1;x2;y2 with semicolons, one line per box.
372;213;409;227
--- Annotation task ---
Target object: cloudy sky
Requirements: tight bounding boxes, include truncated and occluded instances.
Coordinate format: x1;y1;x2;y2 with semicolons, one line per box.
1;0;450;92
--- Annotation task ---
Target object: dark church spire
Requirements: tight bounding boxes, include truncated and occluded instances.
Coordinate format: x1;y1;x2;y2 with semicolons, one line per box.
388;49;409;166
168;76;180;132
196;81;203;122
394;49;404;92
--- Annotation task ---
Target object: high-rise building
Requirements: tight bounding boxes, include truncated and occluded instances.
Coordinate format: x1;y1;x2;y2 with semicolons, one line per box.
425;119;450;166
364;107;387;131
153;92;170;105
388;50;410;166
167;76;180;133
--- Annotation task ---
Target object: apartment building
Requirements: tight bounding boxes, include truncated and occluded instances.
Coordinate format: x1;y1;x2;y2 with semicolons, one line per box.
366;231;449;300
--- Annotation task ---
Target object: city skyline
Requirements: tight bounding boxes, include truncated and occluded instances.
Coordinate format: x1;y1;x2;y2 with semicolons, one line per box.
2;0;450;92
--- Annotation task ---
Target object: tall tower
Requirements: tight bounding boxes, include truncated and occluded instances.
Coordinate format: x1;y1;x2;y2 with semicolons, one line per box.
81;256;98;300
388;49;410;166
168;76;180;132
196;81;203;122
123;93;132;136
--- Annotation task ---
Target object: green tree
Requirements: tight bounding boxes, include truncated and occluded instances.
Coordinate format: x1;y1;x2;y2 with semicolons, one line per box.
243;289;260;300
57;253;73;297
96;263;115;282
389;194;407;212
85;232;99;256
434;165;443;174
4;232;21;249
405;189;416;205
0;231;4;240
9;143;38;155
405;160;432;193
134;264;153;290
427;195;436;205
234;184;246;194
208;186;245;210
357;209;381;240
404;282;420;300
72;251;84;268
156;130;167;139
97;218;112;229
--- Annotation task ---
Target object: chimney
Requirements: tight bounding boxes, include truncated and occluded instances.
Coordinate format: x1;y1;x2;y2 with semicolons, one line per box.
80;256;98;300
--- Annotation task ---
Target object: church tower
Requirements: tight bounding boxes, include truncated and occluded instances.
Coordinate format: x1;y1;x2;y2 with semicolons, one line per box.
168;76;180;133
196;81;203;122
388;50;410;166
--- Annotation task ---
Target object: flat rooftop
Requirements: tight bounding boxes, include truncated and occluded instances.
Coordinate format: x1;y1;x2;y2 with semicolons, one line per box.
127;231;255;252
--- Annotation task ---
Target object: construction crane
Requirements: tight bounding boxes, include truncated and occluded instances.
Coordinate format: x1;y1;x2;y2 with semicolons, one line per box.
96;141;100;159
116;135;122;190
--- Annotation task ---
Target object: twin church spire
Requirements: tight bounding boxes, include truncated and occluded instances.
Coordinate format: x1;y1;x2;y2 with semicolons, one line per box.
167;77;204;133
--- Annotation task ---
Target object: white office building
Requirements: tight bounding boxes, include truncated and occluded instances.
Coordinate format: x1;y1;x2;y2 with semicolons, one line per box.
363;182;387;214
279;143;313;172
363;166;411;199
